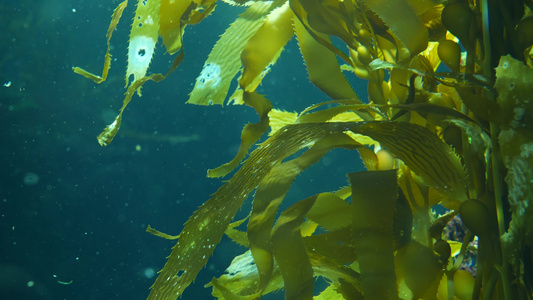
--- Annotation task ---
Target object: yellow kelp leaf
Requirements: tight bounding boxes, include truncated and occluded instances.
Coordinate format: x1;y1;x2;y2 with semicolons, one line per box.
72;0;128;83
349;169;398;300
296;104;375;124
160;0;216;54
314;285;345;300
188;0;285;105
207;91;272;177
306;193;351;231
126;0;161;87
268;109;298;135
347;122;468;203
97;50;184;146
147;122;354;300
397;240;444;298
248;133;360;291
271;196;317;299
361;0;428;57
159;0;192;55
294;16;360;101
239;2;294;92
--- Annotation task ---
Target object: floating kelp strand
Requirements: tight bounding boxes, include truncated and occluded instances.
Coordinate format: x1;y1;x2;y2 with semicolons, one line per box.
72;0;129;83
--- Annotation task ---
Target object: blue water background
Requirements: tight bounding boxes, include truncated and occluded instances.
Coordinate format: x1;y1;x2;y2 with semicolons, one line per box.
0;0;367;299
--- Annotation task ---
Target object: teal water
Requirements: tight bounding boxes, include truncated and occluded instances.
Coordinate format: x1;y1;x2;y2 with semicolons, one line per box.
0;1;366;299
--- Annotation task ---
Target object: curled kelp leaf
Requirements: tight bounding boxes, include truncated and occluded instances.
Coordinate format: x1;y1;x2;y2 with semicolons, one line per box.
72;0;128;83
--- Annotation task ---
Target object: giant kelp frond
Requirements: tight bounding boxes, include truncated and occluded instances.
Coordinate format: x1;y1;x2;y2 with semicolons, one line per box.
74;0;533;299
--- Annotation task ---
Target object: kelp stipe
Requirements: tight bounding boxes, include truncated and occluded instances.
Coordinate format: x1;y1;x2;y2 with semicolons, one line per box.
73;0;533;299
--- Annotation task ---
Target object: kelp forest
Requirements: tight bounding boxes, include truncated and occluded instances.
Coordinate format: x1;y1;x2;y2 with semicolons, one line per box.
73;0;533;299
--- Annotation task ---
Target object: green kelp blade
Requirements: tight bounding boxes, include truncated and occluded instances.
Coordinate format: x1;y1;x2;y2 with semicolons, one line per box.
293;16;359;102
159;0;191;55
72;0;128;83
188;0;285;105
349;169;399;300
271;196;317;300
239;2;294;93
249;133;360;292
147;123;356;300
346;122;468;203
306;193;351;231
224;217;249;247
296;104;377;124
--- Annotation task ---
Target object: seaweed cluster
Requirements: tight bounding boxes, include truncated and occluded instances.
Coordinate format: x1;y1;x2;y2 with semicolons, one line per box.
74;0;533;299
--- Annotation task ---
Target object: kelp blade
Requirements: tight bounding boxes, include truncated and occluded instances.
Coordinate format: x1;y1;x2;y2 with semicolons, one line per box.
188;0;285;105
126;0;161;86
271;196;317;299
361;0;428;57
349;169;398;300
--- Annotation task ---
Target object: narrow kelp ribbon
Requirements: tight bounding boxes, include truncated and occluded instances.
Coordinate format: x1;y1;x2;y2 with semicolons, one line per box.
72;0;128;83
